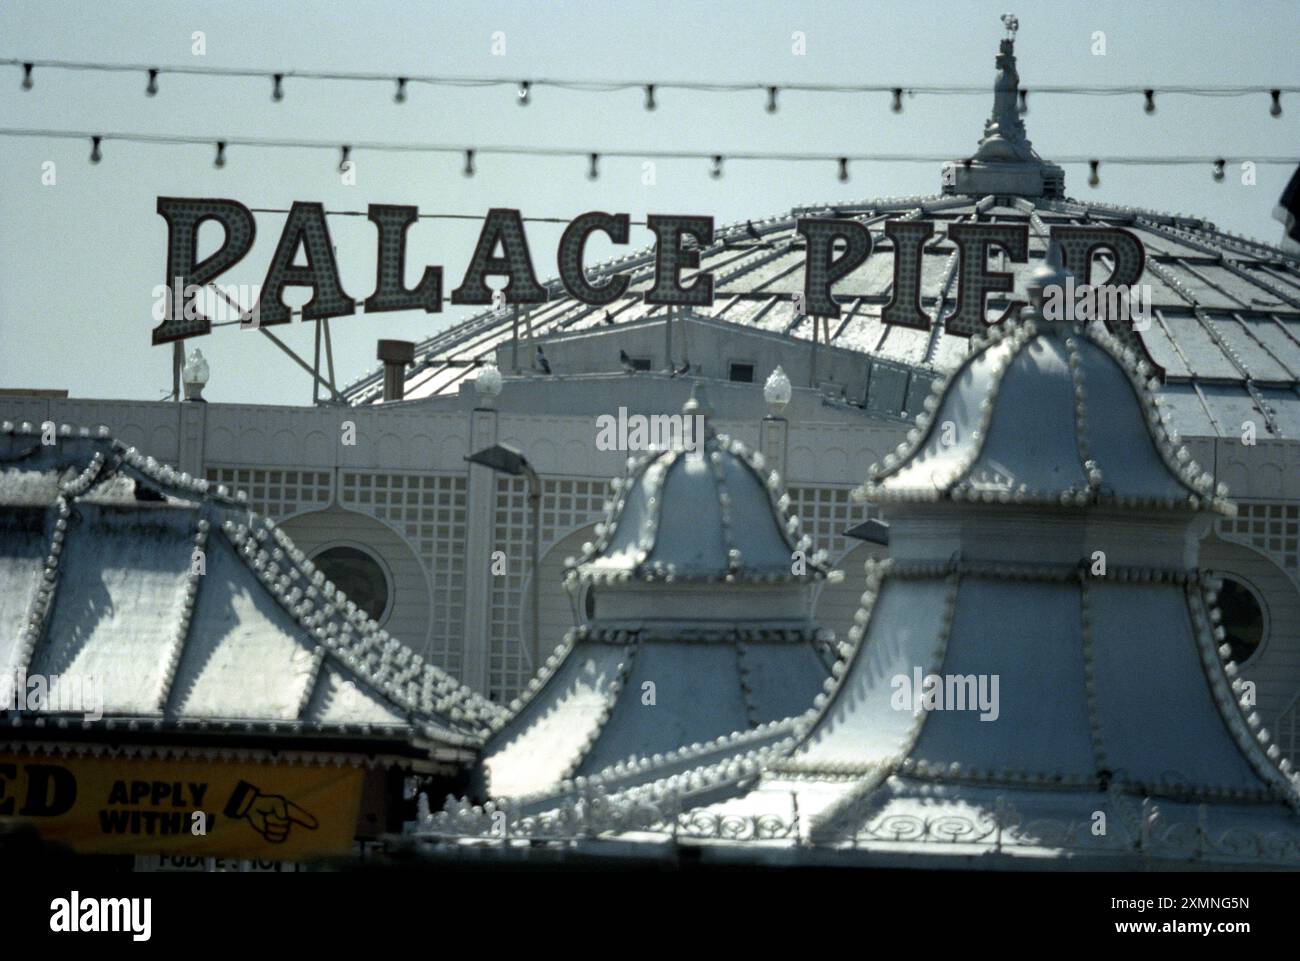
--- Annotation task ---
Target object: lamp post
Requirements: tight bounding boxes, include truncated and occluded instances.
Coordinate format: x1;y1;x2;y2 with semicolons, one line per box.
465;443;540;666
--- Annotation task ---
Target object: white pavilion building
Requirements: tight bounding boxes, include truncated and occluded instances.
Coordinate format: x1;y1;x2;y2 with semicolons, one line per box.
454;385;834;814
416;255;1300;868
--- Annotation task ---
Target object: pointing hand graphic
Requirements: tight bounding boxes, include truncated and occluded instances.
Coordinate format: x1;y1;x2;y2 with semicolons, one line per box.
224;780;319;843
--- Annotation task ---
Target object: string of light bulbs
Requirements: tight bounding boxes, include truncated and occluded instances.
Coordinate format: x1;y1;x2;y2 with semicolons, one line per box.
1;127;1295;186
5;57;1296;116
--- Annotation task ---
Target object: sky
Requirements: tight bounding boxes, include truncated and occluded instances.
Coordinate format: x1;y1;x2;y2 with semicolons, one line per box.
1;0;1297;406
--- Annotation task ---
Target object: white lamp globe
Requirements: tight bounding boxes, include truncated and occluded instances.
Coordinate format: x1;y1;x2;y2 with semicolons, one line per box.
475;361;504;401
764;365;792;415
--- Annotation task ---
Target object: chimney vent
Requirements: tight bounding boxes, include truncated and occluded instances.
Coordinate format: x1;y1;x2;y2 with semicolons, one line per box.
377;340;415;401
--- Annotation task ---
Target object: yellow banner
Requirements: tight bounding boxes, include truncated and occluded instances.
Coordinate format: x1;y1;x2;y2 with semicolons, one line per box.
0;754;364;859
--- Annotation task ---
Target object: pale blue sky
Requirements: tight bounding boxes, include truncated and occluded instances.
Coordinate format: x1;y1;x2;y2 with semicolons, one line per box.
1;0;1297;405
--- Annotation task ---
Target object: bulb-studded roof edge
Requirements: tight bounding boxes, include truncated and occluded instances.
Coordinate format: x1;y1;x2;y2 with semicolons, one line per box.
857;310;1238;514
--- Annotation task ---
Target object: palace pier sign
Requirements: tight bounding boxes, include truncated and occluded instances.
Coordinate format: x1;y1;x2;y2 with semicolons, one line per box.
152;198;1147;346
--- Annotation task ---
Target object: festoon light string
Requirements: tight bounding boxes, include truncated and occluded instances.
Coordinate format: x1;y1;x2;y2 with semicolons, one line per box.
7;56;1295;116
0;126;1292;186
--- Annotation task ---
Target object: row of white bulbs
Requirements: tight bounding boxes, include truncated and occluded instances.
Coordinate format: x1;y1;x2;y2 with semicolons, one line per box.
65;134;1257;187
16;63;1288;118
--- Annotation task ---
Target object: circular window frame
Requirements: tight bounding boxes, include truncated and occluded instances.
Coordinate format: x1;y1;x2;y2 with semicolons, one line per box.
309;540;395;627
1209;572;1270;669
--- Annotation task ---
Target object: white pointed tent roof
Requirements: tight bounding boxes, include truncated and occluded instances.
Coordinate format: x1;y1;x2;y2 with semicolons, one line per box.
0;423;502;750
499;270;1300;866
865;256;1233;512
572;383;833;595
433;392;836;815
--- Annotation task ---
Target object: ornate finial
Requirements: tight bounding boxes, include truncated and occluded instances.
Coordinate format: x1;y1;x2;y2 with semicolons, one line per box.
682;380;714;421
1025;242;1071;320
940;15;1063;198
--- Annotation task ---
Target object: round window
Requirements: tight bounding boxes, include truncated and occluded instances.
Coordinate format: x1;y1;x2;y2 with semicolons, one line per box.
1217;577;1265;665
312;545;390;624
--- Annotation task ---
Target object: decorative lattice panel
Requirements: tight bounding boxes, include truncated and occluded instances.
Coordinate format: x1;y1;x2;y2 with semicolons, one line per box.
786;485;874;560
488;476;609;701
204;467;332;520
1218;502;1299;572
340;472;468;677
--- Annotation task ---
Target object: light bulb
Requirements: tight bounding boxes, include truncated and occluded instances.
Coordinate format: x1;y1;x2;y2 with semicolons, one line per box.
837;157;849;182
517;81;530;105
463;149;475;177
271;73;284;102
214;141;226;168
21;62;33;90
1143;89;1155;114
394;78;407;103
643;84;655;110
766;86;778;113
1212;159;1225;182
90;136;102;164
1087;160;1100;188
588;153;599;180
891;88;903;113
1270;90;1282;117
146;68;159;96
710;155;723;179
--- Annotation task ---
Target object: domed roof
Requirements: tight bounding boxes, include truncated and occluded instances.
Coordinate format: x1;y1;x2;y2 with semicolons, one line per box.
569;384;831;586
861;257;1236;512
343;28;1300;446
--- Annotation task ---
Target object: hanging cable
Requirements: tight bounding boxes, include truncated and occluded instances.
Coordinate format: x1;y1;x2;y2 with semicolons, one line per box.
5;59;1295;107
1;127;1293;172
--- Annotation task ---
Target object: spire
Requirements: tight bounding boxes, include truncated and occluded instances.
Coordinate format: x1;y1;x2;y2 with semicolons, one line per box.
974;14;1033;163
682;379;714;422
941;14;1065;198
